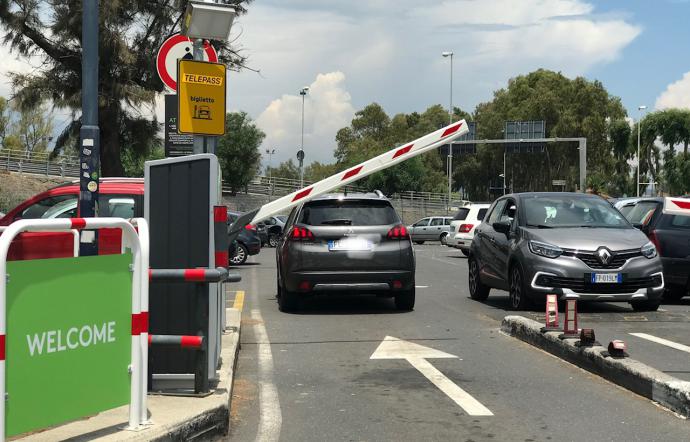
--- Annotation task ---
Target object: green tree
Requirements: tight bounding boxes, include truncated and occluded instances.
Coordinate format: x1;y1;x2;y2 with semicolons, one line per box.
304;161;338;182
266;160;300;181
217;112;265;195
334;103;469;194
0;0;252;176
663;154;690;195
13;104;53;155
0;97;10;146
465;69;628;198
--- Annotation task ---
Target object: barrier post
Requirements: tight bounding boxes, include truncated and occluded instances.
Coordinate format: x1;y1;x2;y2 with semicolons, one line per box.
560;299;579;339
542;294;560;332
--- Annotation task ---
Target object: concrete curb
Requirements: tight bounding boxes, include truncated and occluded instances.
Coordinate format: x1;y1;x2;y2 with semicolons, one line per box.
501;315;690;418
19;307;242;441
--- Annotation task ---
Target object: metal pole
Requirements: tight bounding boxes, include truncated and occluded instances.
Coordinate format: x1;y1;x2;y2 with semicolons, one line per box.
79;0;100;256
503;149;506;195
579;138;587;192
192;39;206;155
300;92;305;188
637;115;641;197
447;53;453;211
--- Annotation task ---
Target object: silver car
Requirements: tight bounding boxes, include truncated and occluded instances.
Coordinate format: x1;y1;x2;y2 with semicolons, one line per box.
408;216;453;244
468;192;664;311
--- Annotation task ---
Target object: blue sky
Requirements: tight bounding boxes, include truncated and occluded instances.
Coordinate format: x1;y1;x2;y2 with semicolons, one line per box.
590;0;690;115
2;0;689;166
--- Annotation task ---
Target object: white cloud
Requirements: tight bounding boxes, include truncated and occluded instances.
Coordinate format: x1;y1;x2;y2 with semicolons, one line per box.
256;71;355;165
412;0;593;27
0;0;642;163
655;72;690;110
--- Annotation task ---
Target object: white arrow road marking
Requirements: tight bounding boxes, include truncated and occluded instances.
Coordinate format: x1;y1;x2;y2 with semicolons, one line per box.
630;333;690;354
370;336;493;416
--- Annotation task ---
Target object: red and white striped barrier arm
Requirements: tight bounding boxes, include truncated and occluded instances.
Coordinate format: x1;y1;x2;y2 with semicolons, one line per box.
663;197;690;216
249;120;469;224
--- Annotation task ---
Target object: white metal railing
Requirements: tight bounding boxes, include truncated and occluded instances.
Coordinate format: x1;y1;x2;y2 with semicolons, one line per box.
0;149;79;178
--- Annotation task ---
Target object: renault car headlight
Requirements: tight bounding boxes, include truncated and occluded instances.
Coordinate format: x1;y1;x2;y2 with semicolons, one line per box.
529;240;563;259
641;242;657;259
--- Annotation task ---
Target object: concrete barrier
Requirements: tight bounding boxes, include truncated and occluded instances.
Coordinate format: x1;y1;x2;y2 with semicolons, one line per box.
501;315;690;417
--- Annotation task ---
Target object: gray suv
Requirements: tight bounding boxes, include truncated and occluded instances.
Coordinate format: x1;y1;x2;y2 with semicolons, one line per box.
276;192;415;312
468;193;664;311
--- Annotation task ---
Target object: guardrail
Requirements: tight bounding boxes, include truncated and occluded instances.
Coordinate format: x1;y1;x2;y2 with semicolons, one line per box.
0;149;80;178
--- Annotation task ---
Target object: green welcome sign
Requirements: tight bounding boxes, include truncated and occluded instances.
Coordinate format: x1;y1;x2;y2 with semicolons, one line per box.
5;254;132;437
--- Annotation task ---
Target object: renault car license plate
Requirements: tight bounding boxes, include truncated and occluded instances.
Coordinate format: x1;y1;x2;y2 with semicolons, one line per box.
591;273;622;283
328;239;372;251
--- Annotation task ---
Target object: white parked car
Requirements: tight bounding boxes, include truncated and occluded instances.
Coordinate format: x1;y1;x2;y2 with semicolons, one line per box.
446;203;490;256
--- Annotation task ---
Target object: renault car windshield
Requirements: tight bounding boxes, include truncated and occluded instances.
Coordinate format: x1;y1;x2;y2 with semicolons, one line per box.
524;195;631;229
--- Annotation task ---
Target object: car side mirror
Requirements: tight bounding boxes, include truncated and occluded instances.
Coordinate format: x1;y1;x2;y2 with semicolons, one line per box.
493;220;511;235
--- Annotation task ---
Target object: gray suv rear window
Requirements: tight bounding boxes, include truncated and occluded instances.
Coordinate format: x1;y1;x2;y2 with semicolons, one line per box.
299;200;400;226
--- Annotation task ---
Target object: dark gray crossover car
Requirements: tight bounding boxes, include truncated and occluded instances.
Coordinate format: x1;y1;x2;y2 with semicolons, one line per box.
469;192;664;311
276;192;415;312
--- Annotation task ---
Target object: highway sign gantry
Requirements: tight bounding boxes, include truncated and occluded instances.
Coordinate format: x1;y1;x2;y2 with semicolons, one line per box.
156;33;218;91
177;59;227;136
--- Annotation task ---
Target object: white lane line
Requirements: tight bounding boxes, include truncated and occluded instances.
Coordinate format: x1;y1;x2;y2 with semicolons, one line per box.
416;285;429;288
410;357;493;416
252;308;282;442
629;333;690;354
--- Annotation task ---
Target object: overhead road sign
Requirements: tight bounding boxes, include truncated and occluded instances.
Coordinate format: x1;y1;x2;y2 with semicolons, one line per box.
177;60;227;136
156;33;218;92
505;120;546;153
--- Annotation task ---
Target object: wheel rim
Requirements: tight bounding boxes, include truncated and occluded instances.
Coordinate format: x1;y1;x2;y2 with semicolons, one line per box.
269;235;278;247
469;260;477;294
231;246;246;264
510;268;522;308
441;234;447;244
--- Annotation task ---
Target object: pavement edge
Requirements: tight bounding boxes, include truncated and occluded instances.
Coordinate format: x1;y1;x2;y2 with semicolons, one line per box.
142;307;242;442
501;315;690;418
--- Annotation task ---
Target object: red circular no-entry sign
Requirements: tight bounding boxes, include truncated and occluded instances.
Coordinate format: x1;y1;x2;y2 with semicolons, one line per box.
156;33;218;91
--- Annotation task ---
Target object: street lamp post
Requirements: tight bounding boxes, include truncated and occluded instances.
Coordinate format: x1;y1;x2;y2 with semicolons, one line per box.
265;148;276;179
637;105;647;197
299;86;309;188
442;51;454;211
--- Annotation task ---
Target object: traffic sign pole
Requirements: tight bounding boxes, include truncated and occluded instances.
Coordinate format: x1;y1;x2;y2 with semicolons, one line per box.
192;39;206;155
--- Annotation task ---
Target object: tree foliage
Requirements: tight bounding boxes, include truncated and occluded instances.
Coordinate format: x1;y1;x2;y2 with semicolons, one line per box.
0;0;252;176
217;112;264;195
334;103;470;195
266;160;300;181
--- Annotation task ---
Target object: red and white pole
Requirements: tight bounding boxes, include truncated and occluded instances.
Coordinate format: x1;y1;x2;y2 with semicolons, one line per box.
543;294;560;331
562;299;579;338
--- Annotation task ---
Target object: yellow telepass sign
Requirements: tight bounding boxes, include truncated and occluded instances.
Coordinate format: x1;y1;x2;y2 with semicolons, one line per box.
177;59;226;136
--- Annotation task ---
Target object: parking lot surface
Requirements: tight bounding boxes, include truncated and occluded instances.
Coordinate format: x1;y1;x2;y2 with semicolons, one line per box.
224;244;689;441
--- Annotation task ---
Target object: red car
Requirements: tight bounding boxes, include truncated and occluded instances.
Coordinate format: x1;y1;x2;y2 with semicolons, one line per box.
0;178;145;260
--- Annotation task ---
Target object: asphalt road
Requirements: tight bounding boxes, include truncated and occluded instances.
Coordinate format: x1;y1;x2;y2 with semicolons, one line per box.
223;244;689;442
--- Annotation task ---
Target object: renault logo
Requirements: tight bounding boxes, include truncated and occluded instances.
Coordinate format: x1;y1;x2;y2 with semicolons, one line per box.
597;247;612;265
